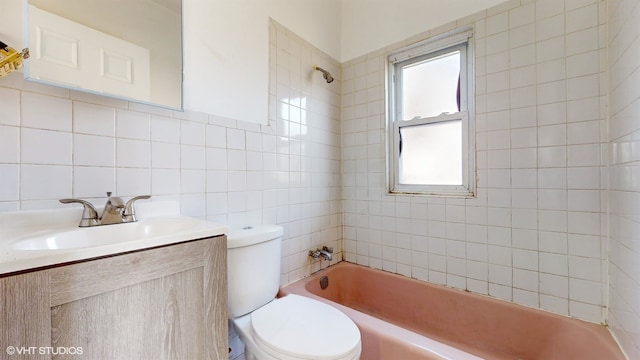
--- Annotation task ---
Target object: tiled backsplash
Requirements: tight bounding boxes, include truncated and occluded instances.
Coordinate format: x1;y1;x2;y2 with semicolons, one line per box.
608;0;640;357
341;0;608;323
0;20;343;285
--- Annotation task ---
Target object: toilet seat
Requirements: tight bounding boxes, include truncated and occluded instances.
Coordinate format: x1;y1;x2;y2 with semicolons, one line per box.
250;295;361;360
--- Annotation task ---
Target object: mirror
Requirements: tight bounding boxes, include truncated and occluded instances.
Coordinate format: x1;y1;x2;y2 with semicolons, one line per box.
24;0;182;110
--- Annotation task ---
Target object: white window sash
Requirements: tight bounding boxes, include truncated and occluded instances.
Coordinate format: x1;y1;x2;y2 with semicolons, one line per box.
390;112;473;196
389;27;473;65
394;43;468;122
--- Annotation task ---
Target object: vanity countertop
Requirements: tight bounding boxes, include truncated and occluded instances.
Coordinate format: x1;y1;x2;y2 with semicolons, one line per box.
0;201;228;275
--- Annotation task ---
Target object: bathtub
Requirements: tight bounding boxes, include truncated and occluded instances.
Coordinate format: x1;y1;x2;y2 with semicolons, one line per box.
281;262;625;360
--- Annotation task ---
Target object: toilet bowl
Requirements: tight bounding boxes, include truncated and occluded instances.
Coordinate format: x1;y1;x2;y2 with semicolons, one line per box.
227;225;361;360
232;295;361;360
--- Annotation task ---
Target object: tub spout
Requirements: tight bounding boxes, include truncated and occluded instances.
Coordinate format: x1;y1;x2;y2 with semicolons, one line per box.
319;246;333;261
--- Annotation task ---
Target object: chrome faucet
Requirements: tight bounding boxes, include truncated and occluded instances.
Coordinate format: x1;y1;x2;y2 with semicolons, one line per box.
60;192;151;227
309;246;333;261
99;192;126;225
319;246;333;261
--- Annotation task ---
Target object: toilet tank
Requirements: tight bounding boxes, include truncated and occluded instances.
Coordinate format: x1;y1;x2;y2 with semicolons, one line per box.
227;225;283;318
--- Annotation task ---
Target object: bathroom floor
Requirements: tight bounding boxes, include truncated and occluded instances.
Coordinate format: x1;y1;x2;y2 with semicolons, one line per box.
228;323;245;360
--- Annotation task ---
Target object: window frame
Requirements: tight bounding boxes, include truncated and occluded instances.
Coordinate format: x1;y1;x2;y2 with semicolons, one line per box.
387;27;476;197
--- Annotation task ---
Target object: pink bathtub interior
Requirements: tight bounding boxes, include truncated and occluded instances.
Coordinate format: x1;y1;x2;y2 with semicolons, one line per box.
281;262;625;360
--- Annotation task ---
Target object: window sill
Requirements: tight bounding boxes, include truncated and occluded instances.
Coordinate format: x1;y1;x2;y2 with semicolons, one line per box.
387;189;476;199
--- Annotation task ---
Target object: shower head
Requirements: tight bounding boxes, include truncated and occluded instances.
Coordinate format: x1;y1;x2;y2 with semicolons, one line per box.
314;65;334;83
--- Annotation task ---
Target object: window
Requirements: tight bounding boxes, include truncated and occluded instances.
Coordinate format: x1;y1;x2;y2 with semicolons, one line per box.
387;28;475;197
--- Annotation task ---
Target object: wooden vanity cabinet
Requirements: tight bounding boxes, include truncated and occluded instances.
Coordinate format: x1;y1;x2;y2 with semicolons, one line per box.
0;236;227;360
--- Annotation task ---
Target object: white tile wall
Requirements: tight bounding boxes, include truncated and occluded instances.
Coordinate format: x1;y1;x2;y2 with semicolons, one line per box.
73;102;115;137
342;0;608;324
0;19;342;285
21;92;72;131
608;0;640;357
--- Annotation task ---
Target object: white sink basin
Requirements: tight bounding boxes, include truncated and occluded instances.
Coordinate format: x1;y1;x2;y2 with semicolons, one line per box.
0;202;228;275
12;218;201;251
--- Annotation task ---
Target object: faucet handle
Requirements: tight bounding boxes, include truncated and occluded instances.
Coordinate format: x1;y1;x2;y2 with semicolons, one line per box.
123;195;151;221
322;246;334;253
59;198;99;227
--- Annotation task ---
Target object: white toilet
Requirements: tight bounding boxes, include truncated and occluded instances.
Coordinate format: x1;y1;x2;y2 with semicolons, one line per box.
227;225;361;360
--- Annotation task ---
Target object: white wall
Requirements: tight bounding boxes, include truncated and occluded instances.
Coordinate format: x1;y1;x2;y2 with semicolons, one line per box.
608;0;640;357
342;0;609;324
270;0;342;59
183;0;342;125
340;0;512;61
0;1;22;47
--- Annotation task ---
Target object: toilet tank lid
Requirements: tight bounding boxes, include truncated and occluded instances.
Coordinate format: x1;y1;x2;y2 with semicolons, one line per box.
226;225;283;248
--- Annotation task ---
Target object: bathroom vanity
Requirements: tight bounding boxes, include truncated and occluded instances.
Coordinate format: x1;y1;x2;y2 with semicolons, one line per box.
0;203;228;360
